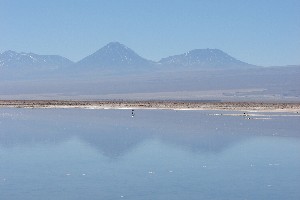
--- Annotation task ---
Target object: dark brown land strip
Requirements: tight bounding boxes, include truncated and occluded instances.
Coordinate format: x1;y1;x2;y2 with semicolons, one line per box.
0;100;300;112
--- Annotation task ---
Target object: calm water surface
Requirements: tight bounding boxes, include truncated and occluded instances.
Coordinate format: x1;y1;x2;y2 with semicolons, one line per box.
0;108;300;200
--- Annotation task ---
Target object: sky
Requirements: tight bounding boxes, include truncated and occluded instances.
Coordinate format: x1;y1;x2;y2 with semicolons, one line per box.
0;0;299;66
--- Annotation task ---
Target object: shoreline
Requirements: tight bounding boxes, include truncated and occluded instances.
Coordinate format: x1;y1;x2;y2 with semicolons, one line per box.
0;100;300;113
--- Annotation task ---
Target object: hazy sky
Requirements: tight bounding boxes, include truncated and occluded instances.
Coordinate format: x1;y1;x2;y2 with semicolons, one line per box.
1;0;299;66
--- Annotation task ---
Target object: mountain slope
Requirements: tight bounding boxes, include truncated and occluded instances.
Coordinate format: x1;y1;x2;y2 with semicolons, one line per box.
0;50;74;80
0;50;74;69
159;49;256;69
75;42;155;72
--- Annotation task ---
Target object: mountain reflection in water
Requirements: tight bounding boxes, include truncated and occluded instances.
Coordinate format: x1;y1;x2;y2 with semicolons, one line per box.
1;108;299;158
1;108;300;200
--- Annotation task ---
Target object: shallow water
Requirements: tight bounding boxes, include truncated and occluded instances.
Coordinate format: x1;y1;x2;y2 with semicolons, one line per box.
0;108;300;200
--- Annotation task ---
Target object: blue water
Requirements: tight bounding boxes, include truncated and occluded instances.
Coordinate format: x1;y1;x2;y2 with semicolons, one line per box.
0;108;300;200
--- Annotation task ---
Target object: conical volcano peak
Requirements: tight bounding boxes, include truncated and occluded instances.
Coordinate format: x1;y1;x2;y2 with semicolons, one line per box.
76;42;154;70
97;42;134;58
104;42;128;49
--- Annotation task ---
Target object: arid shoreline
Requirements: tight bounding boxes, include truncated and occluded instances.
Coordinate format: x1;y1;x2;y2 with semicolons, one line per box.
1;100;300;113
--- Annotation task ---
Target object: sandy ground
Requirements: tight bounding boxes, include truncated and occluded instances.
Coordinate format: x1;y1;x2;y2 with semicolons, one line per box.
0;100;300;113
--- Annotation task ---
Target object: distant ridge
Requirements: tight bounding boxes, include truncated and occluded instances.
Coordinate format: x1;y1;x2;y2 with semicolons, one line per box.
1;42;264;74
73;42;258;72
159;49;256;69
0;50;73;69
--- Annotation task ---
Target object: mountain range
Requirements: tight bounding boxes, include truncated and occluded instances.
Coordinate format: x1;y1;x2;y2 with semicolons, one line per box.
0;42;257;73
1;42;299;102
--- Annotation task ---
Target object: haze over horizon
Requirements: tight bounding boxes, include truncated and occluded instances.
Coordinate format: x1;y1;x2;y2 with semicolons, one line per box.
1;0;300;66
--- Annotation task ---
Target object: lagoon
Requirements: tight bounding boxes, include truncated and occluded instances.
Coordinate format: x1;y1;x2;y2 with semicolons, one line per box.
0;108;300;199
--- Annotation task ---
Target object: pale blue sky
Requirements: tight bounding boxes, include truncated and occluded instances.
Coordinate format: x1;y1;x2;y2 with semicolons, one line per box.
1;0;299;66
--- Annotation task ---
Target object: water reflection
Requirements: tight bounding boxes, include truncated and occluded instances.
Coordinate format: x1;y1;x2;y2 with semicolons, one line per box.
1;108;300;200
1;108;299;158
